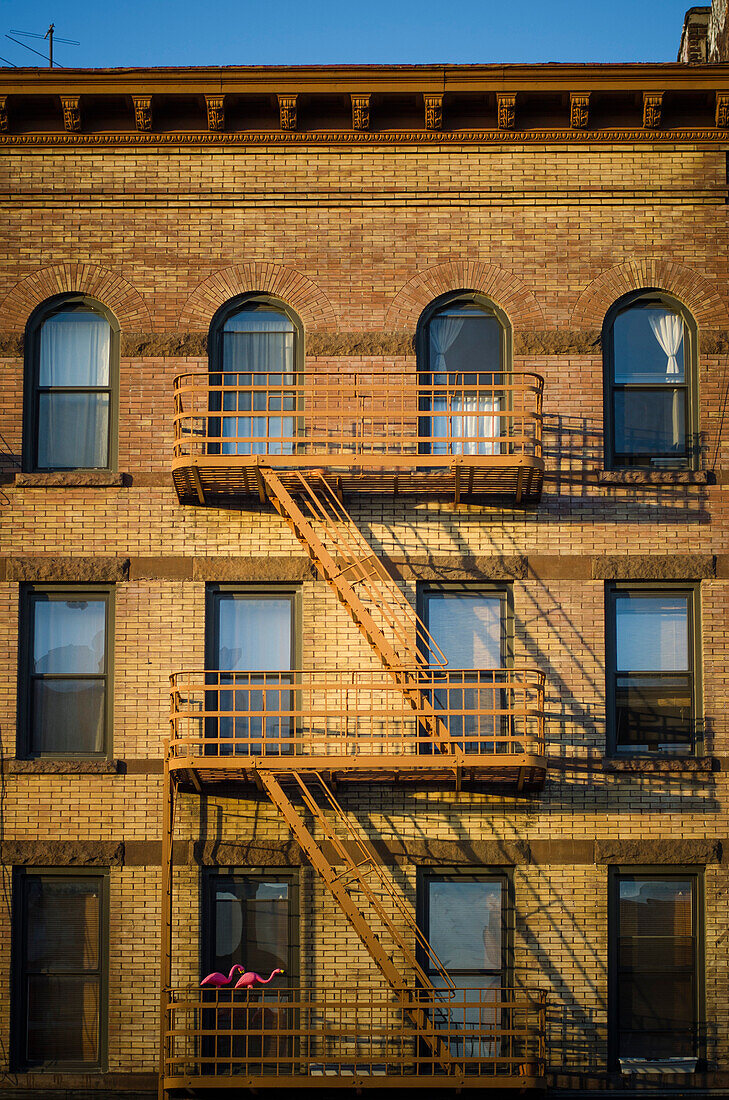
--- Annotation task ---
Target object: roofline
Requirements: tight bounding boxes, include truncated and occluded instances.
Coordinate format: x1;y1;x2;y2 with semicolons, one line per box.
3;61;729;95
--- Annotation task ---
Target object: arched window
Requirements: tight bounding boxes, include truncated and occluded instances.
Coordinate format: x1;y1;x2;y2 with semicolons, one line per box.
604;291;697;469
24;296;118;472
208;296;301;457
417;293;510;456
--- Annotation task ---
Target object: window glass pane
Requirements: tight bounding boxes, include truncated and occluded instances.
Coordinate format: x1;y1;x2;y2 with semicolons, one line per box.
613;389;686;459
429;974;502;1057
37;392;110;469
616;877;696;1059
26;878;101;970
214;596;292;671
613;307;685;384
429;307;501;376
223;310;294;333
428;880;503;971
39;312;110;388
615;597;688;672
619;879;693;934
425;593;502;668
32;679;105;754
615;674;692;752
26;976;99;1063
211;878;289;983
33;599;106;674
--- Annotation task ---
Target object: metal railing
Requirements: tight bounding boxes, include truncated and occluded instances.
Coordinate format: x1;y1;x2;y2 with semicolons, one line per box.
169;668;545;760
172;369;543;463
163;985;546;1083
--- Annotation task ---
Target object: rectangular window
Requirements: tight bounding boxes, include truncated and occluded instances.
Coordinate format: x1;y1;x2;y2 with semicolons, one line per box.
206;587;299;755
610;870;701;1066
420;871;509;1056
420;585;509;753
607;586;699;755
205;872;298;986
14;870;107;1068
20;588;112;757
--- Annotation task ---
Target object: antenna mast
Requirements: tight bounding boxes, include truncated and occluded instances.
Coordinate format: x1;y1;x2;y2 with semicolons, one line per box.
45;23;54;68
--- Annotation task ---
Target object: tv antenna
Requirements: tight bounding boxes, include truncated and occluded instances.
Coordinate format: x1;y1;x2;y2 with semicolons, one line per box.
6;24;79;67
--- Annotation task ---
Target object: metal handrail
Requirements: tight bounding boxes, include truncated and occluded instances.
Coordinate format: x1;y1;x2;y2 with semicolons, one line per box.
168;667;546;759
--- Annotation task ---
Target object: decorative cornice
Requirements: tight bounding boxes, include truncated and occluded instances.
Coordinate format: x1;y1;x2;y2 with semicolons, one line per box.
278;93;297;131
497;92;516;130
643;90;663;128
132;95;152;131
351;93;370;131
716;92;729;127
1;128;729;147
570;92;590;129
205;94;225;131
0;96;7;133
60;95;81;132
424;94;442;130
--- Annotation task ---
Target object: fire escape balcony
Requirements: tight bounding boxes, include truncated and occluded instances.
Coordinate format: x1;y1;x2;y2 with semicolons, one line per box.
171;369;544;506
168;668;547;791
162;984;547;1090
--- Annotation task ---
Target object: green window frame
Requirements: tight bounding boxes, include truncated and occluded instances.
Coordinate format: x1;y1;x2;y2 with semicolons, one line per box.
603;290;698;471
416;291;512;458
12;867;109;1071
207;294;304;458
203;869;300;987
18;585;114;759
608;867;703;1068
605;583;702;757
204;585;302;757
23;294;120;473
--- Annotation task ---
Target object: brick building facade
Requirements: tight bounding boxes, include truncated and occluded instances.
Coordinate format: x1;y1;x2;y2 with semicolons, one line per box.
1;14;729;1100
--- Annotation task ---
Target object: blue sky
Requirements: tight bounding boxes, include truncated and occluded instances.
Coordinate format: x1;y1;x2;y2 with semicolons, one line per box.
0;0;696;68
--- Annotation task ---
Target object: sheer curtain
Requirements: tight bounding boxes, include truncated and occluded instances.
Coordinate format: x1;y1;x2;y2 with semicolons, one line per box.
219;310;295;456
649;310;684;450
429;313;502;456
38;313;110;469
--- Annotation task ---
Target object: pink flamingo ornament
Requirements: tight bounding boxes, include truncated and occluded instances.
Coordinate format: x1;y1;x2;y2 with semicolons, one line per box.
234;968;284;990
200;964;245;988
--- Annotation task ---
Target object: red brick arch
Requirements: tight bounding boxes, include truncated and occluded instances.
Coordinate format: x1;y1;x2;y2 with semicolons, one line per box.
571;258;729;329
385;261;545;331
0;263;151;332
178;264;336;331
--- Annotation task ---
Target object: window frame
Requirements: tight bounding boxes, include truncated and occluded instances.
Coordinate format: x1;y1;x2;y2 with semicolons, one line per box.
11;866;109;1072
417;867;513;986
416;291;513;457
605;583;702;758
207;294;305;457
417;583;514;669
607;865;704;1070
17;584;115;760
603;289;699;471
23;294;120;474
205;584;302;672
201;868;301;989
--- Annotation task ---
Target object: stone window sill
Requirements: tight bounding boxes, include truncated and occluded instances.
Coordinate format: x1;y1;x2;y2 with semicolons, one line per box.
15;471;124;488
620;1058;698;1075
603;756;712;773
598;469;708;486
6;759;120;775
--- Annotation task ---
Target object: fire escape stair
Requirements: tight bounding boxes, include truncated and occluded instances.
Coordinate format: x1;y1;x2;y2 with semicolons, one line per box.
256;767;457;1072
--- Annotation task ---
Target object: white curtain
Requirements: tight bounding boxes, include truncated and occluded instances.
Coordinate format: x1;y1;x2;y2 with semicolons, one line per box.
648;312;683;377
38;314;110;469
215;597;292;672
648;310;684;450
429;315;502;455
219;311;295;456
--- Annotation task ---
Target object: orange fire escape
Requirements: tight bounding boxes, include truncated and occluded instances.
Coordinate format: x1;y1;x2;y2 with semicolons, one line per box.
161;368;548;1093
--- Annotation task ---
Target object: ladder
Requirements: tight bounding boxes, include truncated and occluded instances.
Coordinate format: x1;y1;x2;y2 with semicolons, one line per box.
260;469;458;753
261;468;444;672
257;767;456;1071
